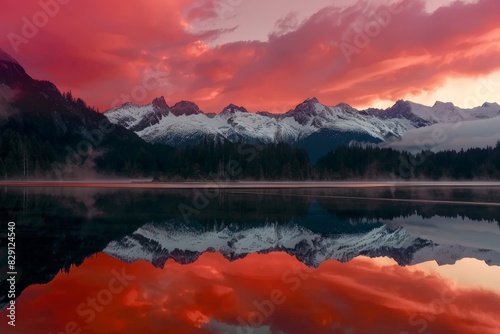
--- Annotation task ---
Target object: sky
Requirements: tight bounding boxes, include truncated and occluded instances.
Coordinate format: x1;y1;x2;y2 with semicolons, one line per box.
2;252;500;334
1;0;500;113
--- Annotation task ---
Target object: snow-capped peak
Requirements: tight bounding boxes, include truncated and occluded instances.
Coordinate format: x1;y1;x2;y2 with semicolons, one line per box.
284;97;325;125
151;96;169;113
171;100;202;116
433;101;455;108
220;103;249;116
105;96;171;131
482;102;500;108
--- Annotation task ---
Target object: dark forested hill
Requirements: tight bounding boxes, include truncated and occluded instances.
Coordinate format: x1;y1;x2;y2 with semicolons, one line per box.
0;49;177;179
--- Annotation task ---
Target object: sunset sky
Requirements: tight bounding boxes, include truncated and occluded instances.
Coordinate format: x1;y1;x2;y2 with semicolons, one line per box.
2;252;500;334
1;0;500;112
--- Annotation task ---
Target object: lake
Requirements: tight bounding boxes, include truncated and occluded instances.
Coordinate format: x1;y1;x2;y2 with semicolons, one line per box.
1;184;500;334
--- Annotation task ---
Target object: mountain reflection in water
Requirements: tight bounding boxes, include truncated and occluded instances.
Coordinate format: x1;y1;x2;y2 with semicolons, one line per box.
1;186;500;334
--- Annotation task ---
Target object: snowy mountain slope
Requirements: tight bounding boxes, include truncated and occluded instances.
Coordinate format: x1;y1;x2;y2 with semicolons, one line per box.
104;98;416;146
103;222;500;268
406;101;500;123
105;96;171;132
104;97;500;157
367;100;500;124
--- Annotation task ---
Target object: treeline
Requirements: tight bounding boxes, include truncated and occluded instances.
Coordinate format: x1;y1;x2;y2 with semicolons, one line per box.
316;143;500;180
97;140;500;181
62;91;100;113
2;131;500;180
96;140;314;180
0;129;58;179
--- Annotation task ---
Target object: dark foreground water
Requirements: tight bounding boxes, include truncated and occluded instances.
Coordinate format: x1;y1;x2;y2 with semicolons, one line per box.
1;185;500;334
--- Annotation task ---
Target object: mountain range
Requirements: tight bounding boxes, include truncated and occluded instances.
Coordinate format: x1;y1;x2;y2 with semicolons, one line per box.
105;96;500;161
2;47;500;178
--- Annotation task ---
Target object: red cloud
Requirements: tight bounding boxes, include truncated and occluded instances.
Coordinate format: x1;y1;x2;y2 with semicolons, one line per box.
189;0;500;112
1;252;500;334
1;0;499;112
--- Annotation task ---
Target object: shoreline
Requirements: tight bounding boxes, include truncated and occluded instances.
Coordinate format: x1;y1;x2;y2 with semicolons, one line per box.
2;180;500;189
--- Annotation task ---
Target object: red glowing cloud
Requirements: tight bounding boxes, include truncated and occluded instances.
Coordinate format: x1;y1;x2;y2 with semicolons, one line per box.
1;252;500;334
1;0;500;112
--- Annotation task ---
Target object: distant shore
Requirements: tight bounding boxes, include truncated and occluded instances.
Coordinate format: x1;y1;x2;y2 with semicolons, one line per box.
1;180;500;189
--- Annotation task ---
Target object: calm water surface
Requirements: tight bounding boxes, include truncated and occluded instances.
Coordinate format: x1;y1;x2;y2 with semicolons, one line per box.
1;185;500;333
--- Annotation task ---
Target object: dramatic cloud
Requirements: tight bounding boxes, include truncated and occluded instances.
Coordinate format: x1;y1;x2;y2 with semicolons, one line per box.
1;0;499;112
1;252;500;334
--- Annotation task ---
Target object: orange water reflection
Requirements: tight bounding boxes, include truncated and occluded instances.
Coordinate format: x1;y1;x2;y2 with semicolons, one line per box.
2;252;500;334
